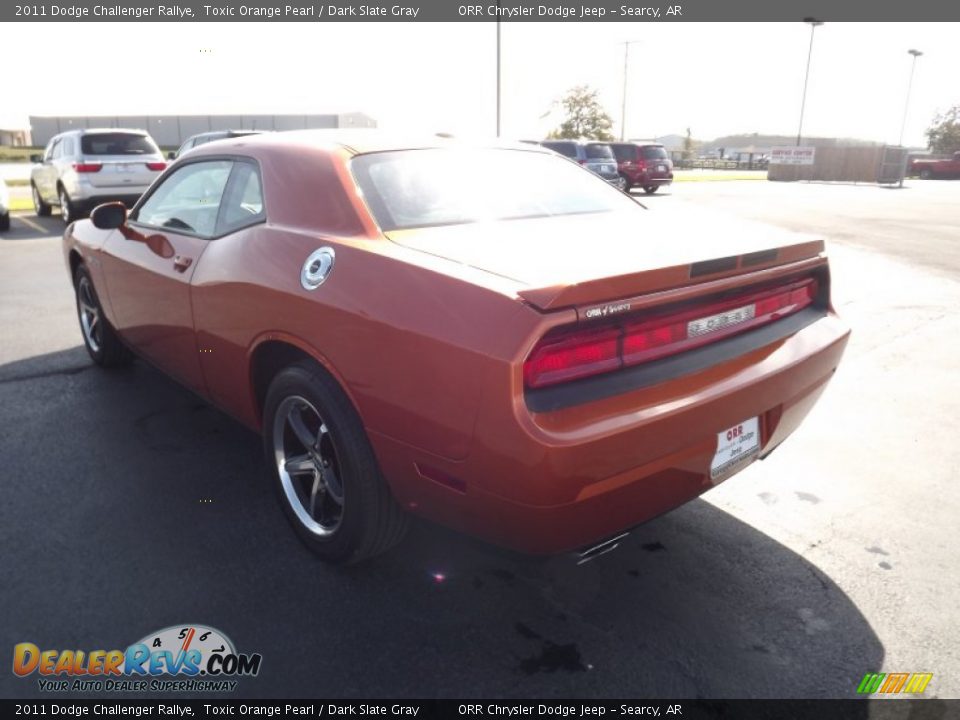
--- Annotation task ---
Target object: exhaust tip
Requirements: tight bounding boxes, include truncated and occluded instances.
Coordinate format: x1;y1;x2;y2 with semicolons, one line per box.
575;532;630;565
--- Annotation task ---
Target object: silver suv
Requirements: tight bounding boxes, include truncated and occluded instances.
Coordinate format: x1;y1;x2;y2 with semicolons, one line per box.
30;129;166;223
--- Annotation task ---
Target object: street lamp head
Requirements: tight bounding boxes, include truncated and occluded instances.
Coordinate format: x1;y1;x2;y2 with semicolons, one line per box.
908;49;923;57
803;17;824;26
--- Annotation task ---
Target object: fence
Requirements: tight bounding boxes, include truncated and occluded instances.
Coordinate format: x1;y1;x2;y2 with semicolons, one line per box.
767;146;906;184
674;158;769;171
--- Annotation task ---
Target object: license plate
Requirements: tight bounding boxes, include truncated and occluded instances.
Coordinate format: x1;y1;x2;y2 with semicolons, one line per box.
710;417;760;481
657;164;666;171
687;303;755;338
114;164;134;173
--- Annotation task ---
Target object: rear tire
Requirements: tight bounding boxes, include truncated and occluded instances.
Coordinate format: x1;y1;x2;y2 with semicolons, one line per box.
643;185;658;195
73;265;133;367
59;186;76;225
32;183;51;217
263;361;409;564
919;168;932;180
619;175;632;192
0;212;9;232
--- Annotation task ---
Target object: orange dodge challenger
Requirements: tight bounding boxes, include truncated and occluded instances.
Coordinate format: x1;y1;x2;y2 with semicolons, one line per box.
63;131;849;563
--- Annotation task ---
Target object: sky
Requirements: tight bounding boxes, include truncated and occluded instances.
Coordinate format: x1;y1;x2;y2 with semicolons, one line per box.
1;21;956;147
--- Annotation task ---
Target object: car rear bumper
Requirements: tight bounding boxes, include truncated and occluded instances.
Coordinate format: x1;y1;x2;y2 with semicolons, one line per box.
590;171;621;183
624;171;673;186
373;312;850;555
70;193;144;210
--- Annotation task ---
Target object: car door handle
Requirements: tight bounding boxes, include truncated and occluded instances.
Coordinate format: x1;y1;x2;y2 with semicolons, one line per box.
173;255;193;272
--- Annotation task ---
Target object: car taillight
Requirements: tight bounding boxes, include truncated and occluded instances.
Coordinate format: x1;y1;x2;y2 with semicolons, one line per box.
146;162;167;171
73;163;102;173
524;277;818;389
523;326;622;389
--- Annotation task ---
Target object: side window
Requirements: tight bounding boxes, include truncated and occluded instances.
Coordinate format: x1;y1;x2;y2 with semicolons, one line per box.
47;139;62;161
133;160;233;238
218;162;265;234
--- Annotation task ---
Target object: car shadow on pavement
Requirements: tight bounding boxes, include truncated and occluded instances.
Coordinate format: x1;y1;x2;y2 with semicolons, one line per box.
0;213;66;240
0;348;882;702
627;190;673;201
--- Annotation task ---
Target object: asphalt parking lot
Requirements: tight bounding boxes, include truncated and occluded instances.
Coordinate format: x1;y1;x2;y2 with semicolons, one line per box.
0;179;958;700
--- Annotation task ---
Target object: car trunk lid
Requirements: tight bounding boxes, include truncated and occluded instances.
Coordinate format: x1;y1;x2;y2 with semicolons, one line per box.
385;209;825;311
78;154;164;189
582;144;618;177
78;133;164;189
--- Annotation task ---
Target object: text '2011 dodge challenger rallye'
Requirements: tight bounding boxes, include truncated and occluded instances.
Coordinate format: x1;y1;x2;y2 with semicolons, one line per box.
62;131;849;564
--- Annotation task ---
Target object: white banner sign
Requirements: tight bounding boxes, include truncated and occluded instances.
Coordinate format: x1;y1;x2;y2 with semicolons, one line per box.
770;146;816;165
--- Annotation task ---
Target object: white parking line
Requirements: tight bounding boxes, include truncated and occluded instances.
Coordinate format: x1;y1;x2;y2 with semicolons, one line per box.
13;214;47;233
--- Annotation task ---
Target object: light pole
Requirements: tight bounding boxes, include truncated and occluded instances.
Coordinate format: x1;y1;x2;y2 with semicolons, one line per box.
898;49;923;147
496;1;501;137
796;18;823;147
497;0;500;137
620;40;640;141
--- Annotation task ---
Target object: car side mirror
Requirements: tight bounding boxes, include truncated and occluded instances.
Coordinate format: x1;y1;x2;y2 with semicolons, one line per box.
30;154;43;163
91;202;127;230
167;151;176;160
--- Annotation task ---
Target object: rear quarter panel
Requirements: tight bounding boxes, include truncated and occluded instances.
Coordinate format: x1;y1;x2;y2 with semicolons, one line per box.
189;144;534;462
191;228;534;461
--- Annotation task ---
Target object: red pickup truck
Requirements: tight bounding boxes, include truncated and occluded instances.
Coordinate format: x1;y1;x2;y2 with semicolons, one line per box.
910;151;960;179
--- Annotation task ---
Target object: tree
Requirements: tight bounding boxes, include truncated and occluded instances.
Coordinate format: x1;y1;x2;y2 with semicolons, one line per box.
548;85;615;141
925;105;960;154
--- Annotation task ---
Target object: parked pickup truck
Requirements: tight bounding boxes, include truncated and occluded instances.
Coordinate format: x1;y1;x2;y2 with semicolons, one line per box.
910;151;960;179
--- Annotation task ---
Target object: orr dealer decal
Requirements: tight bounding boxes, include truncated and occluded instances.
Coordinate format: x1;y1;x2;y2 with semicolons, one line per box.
12;625;261;693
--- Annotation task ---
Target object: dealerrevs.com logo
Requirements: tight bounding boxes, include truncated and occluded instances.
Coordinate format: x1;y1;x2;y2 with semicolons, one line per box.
12;625;262;693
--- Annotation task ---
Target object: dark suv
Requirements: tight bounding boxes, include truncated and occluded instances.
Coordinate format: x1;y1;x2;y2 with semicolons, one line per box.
540;140;625;190
610;142;673;194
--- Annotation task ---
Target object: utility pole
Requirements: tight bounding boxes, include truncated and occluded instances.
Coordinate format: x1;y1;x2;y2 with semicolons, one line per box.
496;0;502;137
796;18;823;147
898;49;923;147
620;41;640;141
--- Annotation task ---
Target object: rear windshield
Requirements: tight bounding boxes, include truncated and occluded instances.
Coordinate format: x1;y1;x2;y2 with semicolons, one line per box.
81;133;159;156
585;143;615;160
351;148;635;232
541;141;577;158
640;146;669;160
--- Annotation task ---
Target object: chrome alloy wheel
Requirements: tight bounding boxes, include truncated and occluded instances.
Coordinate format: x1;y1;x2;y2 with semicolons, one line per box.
272;395;345;536
77;275;102;353
59;188;71;223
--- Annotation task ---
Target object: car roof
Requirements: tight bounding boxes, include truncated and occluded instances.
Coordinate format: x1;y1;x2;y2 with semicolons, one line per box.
542;139;611;146
186;129;551;157
187;130;262;140
60;128;150;136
